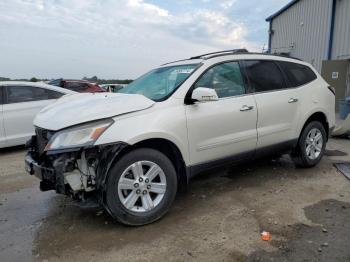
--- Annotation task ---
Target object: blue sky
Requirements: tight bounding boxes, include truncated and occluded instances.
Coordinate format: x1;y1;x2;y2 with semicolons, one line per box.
0;0;290;79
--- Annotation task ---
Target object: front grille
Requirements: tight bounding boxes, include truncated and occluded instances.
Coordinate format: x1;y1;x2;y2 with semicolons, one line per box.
35;127;54;154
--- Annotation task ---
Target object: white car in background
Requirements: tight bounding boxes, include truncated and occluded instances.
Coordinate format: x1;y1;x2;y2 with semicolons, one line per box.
0;81;75;148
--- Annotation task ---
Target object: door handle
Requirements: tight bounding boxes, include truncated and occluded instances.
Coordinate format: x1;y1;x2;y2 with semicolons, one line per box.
288;98;298;103
240;105;254;112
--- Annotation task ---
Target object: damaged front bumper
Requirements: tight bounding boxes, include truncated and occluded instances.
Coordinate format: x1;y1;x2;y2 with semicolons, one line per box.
25;135;128;200
25;152;56;191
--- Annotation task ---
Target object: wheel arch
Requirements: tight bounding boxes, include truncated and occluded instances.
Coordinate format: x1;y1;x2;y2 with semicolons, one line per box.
114;138;189;191
299;111;329;140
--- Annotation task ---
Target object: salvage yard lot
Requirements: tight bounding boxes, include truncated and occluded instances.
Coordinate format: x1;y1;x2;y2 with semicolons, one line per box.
1;139;350;262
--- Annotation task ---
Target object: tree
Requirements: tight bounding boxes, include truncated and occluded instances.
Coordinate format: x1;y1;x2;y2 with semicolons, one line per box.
0;77;10;81
30;77;38;82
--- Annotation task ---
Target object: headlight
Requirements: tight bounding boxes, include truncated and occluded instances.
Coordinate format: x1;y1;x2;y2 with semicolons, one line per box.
44;119;113;151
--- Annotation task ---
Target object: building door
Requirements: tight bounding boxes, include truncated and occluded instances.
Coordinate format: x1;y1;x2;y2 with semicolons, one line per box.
321;59;349;111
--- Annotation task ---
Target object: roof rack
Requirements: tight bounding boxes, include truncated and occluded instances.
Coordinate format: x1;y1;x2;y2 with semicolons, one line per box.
161;50;303;66
270;52;302;61
190;49;249;60
161;58;194;66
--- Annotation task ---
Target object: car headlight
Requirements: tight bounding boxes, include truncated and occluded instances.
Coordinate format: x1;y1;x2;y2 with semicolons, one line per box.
44;119;113;151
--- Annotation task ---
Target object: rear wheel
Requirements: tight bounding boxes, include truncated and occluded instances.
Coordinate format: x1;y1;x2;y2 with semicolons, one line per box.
105;148;177;226
291;121;327;168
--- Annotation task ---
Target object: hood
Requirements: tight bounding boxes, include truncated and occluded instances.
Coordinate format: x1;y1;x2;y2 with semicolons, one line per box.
34;93;155;130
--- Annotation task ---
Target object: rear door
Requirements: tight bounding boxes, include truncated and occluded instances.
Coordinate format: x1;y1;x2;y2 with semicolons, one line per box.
0;86;6;147
241;60;300;149
3;85;64;146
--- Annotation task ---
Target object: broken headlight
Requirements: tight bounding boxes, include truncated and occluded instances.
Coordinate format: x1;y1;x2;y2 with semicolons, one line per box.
44;119;113;151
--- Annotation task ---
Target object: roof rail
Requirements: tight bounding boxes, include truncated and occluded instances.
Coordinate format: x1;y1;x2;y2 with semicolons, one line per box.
160;50;303;67
161;58;194;66
190;49;249;59
271;52;302;61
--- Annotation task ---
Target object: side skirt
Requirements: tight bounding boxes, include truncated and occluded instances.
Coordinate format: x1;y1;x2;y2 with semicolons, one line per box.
187;139;298;179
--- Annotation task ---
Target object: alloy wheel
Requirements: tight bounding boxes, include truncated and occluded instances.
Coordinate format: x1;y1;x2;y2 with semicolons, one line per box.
305;128;323;160
117;161;167;212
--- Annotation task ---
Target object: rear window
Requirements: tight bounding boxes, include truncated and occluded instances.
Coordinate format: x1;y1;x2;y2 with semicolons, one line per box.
65;82;89;92
278;61;317;87
48;79;63;87
5;86;63;103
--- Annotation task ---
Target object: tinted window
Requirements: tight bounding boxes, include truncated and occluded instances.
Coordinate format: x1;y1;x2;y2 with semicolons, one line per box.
242;60;286;92
46;89;64;99
48;79;63;87
278;61;317;87
0;86;3;104
6;86;63;103
65;82;89;92
193;62;245;98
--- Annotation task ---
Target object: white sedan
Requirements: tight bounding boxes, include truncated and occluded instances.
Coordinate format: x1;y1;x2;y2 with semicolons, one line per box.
0;81;75;148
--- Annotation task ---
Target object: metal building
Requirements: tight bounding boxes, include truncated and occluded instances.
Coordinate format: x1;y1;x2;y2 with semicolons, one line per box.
266;0;350;102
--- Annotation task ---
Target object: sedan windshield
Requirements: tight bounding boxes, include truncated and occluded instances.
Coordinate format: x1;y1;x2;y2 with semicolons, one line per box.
119;64;199;101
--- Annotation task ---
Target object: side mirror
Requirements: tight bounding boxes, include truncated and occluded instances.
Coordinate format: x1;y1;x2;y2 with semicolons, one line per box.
191;87;219;102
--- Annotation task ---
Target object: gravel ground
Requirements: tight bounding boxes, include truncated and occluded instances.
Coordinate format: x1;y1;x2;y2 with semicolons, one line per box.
0;138;350;262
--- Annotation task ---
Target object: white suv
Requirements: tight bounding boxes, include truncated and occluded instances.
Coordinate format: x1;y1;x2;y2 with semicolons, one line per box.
25;50;335;225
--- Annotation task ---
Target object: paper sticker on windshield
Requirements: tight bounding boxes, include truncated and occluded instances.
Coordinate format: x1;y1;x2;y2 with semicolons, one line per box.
174;69;194;74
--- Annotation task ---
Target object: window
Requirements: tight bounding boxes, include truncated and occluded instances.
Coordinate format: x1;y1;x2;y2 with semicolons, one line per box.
0;86;3;104
278;61;317;87
193;62;245;98
48;79;63;87
242;60;286;92
5;86;64;104
65;82;90;92
46;89;64;99
120;64;199;101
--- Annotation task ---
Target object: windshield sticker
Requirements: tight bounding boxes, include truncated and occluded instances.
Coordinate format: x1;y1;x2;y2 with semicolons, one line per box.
174;69;194;74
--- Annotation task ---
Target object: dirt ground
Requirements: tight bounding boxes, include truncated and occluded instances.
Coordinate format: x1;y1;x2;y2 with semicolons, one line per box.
1;138;350;262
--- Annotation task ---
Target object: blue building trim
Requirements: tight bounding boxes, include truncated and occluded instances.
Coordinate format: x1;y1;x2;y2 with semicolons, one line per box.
266;0;300;22
268;21;272;53
327;0;337;60
266;0;301;54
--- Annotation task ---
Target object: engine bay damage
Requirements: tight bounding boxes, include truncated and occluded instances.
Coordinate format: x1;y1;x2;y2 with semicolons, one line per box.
25;135;128;204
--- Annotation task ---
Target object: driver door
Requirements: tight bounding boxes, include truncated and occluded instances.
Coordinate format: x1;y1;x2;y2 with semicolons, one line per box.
186;61;257;166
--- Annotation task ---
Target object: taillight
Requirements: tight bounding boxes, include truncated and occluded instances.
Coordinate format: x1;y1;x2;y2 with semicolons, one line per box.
327;86;335;95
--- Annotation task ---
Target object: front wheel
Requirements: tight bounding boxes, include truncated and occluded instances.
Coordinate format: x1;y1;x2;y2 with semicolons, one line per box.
291;121;327;168
105;148;177;226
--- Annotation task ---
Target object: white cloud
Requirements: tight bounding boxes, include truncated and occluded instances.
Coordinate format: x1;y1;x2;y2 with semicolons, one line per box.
220;0;236;9
0;0;260;78
126;0;169;17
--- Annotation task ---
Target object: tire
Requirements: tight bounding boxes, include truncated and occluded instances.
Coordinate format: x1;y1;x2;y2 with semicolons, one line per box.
105;148;177;226
291;121;327;168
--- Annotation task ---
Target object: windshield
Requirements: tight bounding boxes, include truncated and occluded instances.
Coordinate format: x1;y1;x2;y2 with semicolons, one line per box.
119;64;199;101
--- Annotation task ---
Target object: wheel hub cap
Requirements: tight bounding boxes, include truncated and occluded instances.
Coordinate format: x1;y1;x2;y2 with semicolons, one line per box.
117;161;167;212
305;128;323;160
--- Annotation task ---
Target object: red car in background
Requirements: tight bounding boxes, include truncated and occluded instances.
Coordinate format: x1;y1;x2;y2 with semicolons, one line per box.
48;79;105;93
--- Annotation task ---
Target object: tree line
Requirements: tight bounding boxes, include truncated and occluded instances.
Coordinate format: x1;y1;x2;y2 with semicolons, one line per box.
0;76;133;84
